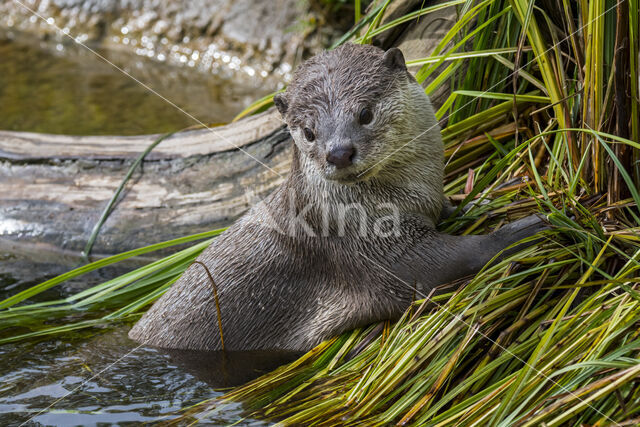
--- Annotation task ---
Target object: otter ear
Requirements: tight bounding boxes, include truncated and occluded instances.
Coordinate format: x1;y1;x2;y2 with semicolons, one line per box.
382;47;407;72
273;92;288;116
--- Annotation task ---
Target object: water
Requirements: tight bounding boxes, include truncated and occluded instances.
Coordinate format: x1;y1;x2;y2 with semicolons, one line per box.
0;326;283;425
0;320;297;425
0;30;288;424
0;31;272;136
0;327;215;425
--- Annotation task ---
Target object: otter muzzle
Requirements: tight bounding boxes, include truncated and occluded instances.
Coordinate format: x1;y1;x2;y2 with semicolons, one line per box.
326;146;355;169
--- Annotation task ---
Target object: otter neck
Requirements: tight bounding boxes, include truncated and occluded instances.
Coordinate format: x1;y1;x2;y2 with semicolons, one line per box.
282;142;442;237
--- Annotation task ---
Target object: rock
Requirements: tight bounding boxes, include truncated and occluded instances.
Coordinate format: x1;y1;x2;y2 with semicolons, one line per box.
0;0;339;89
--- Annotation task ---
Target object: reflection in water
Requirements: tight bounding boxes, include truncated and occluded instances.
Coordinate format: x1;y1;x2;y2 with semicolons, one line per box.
0;32;272;136
0;325;279;425
167;349;301;388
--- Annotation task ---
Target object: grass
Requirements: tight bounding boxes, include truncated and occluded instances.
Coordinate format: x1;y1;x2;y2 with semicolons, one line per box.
2;0;640;425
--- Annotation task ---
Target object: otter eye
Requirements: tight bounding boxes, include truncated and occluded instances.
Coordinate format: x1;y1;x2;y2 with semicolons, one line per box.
359;107;373;125
303;127;315;142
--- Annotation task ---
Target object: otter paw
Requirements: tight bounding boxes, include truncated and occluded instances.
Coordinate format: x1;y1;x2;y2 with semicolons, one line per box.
496;214;550;245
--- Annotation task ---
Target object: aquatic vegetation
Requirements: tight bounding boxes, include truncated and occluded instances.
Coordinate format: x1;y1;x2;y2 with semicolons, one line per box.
2;0;639;424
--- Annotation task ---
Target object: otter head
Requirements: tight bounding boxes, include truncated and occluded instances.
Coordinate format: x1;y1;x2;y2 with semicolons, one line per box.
274;43;435;184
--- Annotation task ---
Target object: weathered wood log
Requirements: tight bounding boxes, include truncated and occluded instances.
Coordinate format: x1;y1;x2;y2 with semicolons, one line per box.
0;110;289;254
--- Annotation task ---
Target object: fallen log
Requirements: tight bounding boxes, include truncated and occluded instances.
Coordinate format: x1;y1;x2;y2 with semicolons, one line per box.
0;110;289;254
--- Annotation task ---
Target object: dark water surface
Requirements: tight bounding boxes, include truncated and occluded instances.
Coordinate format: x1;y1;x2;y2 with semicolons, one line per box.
0;32;270;135
0;326;218;425
0;326;285;425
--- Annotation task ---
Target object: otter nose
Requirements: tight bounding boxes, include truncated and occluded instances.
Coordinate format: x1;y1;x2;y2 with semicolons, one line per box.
326;146;355;169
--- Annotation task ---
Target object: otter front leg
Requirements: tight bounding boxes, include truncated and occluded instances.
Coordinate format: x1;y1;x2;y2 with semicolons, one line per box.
391;214;548;294
442;214;548;274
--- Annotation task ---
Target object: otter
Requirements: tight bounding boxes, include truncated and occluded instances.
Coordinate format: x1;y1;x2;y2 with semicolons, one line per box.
129;43;546;351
